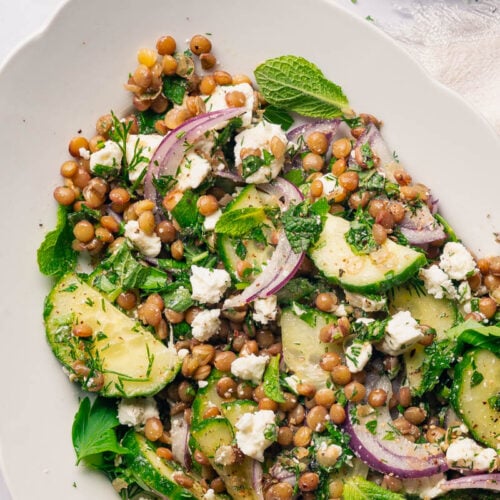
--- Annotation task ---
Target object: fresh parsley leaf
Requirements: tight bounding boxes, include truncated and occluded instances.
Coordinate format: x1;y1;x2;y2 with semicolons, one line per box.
263;355;286;403
351;317;388;342
345;210;378;255
358;169;385;192
365;420;378;435
171;189;201;229
162;285;193;313
235;240;247;260
488;393;500;411
254;55;351;118
68;204;102;225
276;277;315;304
471;370;484;387
262;105;294;130
162;75;188;105
416;340;457;396
241;155;264;178
282;200;324;253
37;205;78;279
215;207;267;237
136;109;166;134
283;168;306;187
153;175;177;197
72;397;128;466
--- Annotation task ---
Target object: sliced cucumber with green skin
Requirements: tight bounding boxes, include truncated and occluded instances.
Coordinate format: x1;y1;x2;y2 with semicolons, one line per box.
280;304;342;389
309;214;427;294
389;287;457;394
221;400;257;428
191;369;233;426
191;418;258;500
217;185;278;281
122;431;221;500
44;273;180;397
451;348;500;448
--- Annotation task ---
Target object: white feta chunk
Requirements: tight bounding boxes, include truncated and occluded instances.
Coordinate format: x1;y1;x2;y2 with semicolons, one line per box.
126;134;163;183
79;147;91;160
439;242;476;280
457;281;472;303
446;437;498;471
378;310;424;356
191;308;221;341
231;353;269;385
402;473;446;499
203;83;255;127
176;152;212;191
124;220;162;257
345;341;373;373
203;489;216;500
203;209;222;231
253;295;278;324
117;397;159;427
344;291;386;312
235;409;276;461
89;140;123;175
234;121;288;184
190;265;231;304
318;173;343;197
419;265;457;300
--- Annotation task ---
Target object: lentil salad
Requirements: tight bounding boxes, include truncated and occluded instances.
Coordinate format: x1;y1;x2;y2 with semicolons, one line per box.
38;32;500;499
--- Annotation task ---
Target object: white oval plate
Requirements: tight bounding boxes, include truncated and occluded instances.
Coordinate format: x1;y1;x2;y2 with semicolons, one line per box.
0;0;498;498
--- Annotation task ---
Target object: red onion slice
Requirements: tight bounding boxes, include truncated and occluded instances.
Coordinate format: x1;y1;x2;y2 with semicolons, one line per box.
252;460;264;499
344;376;448;478
440;474;500;492
222;177;304;310
144;108;245;205
170;414;191;470
399;204;446;246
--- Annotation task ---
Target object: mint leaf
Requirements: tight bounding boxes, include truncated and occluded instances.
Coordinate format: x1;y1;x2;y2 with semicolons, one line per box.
254;55;351;118
345;210;378;255
263;105;294;130
72;397;128;466
136;109;166;134
162;75;188;105
37;205;77;279
162;285;193;313
215;207;267;237
282;200;323;253
263;355;286;403
343;476;405;500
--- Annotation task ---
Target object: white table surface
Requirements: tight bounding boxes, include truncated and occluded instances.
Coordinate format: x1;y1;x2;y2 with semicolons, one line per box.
0;0;498;498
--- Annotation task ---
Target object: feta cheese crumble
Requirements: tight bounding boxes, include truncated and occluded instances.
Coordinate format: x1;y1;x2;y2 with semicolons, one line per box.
125;134;163;183
124;220;162;257
345;341;373;373
190;265;231;304
176;152;213;191
446;437;498;471
89;140;123;175
117;397;159;427
402;474;446;500
344;291;386;312
203;83;255;127
203;489;216;500
439;242;476;280
203;209;222;231
419;265;457;300
235;409;276;461
191;308;221;341
252;295;278;324
378;310;424;356
231;353;269;384
234;121;288;184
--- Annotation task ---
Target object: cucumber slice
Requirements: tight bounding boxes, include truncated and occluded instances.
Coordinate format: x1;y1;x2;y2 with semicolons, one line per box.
221;400;257;428
191;418;258;499
217;185;278;281
122;431;218;499
44;273;180;397
191;369;233;426
280;304;342;389
309;214;426;294
451;349;500;448
389;287;456;393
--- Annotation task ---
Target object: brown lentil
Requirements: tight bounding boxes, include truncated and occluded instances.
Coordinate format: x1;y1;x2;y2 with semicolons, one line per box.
302;152;324;172
298;472;319;492
368;388;387;407
329;404;346;424
144;417;164;441
216;377;237;399
293;426;313;447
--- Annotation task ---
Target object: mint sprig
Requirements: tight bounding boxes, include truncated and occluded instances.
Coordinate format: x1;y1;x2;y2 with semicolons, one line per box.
254;55;351;118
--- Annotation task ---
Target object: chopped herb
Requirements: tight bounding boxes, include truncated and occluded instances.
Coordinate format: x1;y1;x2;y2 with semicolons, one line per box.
470;370;484;388
215;207;267;238
241;155;264;178
262;105;294;130
365;420;378;435
136;109;166;134
263;355;286;403
171;189;201;229
488;394;500;411
282;200;324;253
345;209;378;255
162;75;188;105
153;174;177;196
